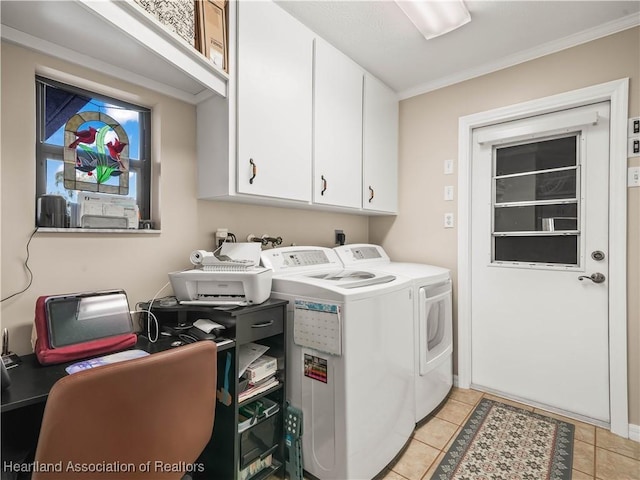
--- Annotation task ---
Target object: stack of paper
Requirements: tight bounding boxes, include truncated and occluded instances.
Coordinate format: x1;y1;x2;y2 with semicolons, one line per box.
238;344;280;402
238;376;279;403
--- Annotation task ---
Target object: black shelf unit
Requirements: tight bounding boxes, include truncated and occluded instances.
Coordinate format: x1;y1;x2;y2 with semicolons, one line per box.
171;299;288;480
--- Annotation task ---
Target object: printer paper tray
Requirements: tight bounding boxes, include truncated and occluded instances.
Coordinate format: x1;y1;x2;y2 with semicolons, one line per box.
180;299;248;306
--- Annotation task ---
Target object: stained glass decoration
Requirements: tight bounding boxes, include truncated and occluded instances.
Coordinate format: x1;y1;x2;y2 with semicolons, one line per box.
63;111;129;195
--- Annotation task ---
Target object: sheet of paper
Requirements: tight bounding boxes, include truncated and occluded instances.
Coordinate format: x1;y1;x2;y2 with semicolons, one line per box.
220;242;262;265
237;342;269;378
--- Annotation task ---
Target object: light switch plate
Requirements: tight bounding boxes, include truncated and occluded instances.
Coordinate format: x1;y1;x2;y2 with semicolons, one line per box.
444;159;454;175
628;137;640;157
628;167;640;187
628;117;640;137
444;186;454;201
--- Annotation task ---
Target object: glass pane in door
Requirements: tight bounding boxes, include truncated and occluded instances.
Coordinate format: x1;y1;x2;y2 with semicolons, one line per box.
494;235;578;264
495;169;577;203
496;136;577;175
494;203;578;232
427;302;444;351
492;134;580;267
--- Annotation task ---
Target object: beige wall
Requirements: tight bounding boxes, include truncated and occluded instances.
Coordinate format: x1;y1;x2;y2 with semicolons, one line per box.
370;27;640;425
2;27;638;426
0;42;368;355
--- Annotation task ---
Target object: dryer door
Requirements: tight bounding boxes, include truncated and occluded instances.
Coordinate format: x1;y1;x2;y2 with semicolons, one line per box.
418;281;453;375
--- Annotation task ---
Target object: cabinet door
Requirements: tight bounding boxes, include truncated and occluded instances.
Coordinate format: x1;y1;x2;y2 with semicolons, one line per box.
313;38;363;209
236;1;313;202
363;74;398;213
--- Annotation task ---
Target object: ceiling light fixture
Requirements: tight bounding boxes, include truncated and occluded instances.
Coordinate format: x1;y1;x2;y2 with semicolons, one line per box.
395;0;471;40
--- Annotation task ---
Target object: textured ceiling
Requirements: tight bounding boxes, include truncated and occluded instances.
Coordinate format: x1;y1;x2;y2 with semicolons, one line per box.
275;1;640;99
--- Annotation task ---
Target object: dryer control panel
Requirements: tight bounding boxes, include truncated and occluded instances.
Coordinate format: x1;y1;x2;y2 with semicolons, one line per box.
334;244;389;267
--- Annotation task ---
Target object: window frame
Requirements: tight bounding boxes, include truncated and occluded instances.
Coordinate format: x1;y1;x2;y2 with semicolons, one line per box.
490;132;583;268
35;76;152;224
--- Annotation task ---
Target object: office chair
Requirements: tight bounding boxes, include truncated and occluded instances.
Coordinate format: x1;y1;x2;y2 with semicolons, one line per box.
32;341;218;480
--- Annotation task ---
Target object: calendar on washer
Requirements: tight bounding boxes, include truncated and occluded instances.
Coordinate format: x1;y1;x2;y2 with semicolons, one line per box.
293;300;342;356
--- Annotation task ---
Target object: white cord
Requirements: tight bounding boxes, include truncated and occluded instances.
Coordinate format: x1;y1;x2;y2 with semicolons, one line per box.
143;281;170;343
146;310;160;343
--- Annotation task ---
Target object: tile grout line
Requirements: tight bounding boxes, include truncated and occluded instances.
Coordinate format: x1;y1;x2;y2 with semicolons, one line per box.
593;442;640;462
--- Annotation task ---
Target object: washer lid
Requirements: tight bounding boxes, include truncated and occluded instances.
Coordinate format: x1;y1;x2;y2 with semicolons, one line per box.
306;269;396;288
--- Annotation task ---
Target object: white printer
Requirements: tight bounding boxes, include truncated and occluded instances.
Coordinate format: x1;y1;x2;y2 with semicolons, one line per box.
168;244;272;306
73;192;139;229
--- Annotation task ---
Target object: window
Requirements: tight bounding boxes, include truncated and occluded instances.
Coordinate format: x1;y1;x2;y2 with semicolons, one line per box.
492;135;580;265
35;76;151;228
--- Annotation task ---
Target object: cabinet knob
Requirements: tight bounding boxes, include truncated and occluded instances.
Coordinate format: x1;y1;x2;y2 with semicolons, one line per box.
368;186;374;203
321;175;327;196
249;159;257;184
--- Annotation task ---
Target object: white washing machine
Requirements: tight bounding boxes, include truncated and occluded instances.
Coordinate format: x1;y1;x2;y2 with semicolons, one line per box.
261;246;415;480
334;244;453;423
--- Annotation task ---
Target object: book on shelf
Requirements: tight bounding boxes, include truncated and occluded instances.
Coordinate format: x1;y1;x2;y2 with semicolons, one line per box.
245;354;277;384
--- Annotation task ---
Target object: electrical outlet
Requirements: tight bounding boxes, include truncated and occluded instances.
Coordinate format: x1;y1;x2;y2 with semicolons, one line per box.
335;229;345;245
215;228;228;247
444;213;454;228
444;159;454;175
628;117;640;137
629;137;640;157
444;186;454;201
628;167;640;187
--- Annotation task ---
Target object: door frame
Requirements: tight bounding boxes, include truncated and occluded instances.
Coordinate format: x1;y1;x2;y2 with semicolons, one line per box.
457;79;629;437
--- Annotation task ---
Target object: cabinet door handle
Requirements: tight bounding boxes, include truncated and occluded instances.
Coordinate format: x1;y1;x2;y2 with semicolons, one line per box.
251;320;274;328
249;158;257;184
321;175;327;196
368;186;374;203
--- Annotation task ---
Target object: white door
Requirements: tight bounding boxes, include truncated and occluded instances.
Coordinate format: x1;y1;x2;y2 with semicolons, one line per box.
470;102;610;424
313;38;363;209
236;1;313;201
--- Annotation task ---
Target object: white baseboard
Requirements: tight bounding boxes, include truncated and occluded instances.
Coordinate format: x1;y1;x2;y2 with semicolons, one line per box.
453;374;459;388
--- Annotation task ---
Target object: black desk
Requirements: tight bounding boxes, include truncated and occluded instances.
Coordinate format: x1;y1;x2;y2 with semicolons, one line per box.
1;299;287;480
1;354;69;413
2;337;163;412
1;336;234;413
0;336;232;480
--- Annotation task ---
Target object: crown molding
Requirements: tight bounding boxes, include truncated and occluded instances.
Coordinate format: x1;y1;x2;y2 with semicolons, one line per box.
399;12;640;100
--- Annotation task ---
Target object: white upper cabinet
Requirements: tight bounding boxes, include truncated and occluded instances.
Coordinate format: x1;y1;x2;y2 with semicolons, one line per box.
235;1;313;202
313;38;364;209
197;0;398;215
363;74;399;213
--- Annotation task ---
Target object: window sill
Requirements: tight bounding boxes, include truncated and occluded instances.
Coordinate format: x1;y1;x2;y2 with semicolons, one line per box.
37;228;161;235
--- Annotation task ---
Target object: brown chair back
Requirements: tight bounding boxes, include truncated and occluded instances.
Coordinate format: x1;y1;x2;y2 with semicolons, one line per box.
33;341;217;479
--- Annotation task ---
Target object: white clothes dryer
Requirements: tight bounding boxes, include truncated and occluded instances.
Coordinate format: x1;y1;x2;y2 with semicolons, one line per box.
261;246;415;480
334;244;453;423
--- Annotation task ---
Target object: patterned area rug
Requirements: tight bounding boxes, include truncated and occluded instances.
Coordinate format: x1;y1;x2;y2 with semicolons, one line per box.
430;398;574;480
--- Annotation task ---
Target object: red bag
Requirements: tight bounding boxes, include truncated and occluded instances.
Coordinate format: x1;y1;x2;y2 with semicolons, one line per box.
34;295;137;366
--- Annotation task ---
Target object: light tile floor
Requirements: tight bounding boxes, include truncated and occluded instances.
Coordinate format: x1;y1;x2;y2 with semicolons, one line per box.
380;387;640;480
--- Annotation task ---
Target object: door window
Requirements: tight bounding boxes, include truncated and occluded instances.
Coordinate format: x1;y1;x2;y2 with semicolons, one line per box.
492;135;580;266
